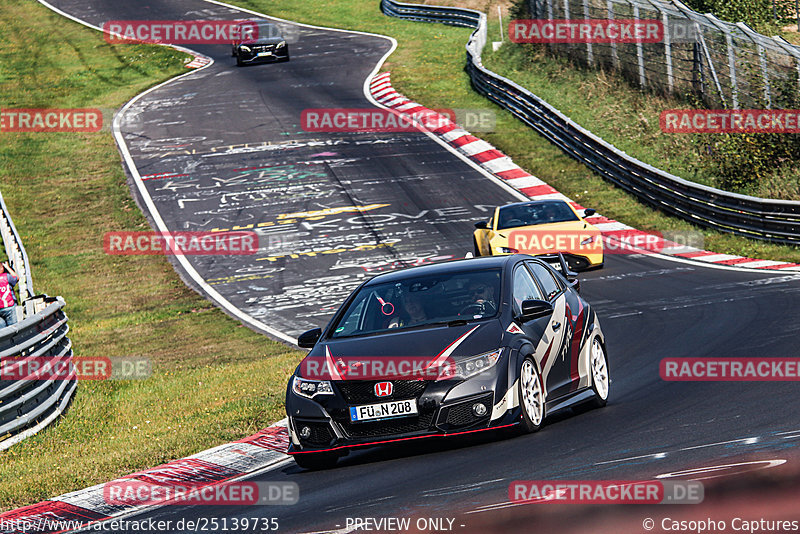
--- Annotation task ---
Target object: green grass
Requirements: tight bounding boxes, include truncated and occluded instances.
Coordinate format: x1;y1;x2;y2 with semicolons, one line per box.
0;0;302;511
229;0;800;264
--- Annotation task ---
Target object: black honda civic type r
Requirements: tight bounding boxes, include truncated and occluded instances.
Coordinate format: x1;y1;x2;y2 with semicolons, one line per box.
286;254;610;469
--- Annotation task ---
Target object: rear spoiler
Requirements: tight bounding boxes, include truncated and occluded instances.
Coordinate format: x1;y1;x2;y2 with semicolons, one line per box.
535;252;580;292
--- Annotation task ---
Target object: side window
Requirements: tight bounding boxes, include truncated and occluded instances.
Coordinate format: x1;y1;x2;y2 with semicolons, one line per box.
512;265;544;315
527;261;562;301
544;263;567;290
333;297;367;337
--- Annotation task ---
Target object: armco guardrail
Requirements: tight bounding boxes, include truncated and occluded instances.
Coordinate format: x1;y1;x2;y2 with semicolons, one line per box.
0;188;75;451
380;0;800;245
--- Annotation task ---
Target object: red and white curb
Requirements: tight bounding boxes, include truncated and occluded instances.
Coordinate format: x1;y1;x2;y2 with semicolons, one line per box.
184;54;212;69
371;72;800;272
0;423;290;533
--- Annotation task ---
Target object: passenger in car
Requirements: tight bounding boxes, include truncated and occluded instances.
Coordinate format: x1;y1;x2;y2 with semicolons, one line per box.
387;291;428;329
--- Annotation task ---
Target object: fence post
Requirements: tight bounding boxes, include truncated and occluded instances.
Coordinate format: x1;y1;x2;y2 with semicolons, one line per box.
692;40;706;102
582;0;594;65
696;20;727;107
758;44;772;108
718;23;739;109
633;3;646;88
607;0;619;69
662;10;674;94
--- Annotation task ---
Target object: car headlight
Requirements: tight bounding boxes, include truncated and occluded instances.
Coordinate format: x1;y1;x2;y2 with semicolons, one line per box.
439;349;503;381
292;376;334;398
239;45;251;52
276;41;286;48
495;247;519;254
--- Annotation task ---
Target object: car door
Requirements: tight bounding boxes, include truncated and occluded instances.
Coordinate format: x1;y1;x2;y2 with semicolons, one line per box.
511;263;568;400
526;260;579;399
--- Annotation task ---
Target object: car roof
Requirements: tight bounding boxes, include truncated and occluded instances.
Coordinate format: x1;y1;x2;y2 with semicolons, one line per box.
363;255;517;286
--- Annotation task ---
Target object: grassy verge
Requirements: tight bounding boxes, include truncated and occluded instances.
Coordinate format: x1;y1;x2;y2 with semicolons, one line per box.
230;0;800;264
0;0;301;511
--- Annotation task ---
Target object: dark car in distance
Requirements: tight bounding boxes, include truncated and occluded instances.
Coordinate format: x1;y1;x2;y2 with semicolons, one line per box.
231;20;289;66
285;254;610;469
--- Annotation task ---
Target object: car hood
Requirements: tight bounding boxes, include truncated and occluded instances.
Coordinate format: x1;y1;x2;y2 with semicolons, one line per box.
492;219;601;252
496;219;600;236
299;321;504;380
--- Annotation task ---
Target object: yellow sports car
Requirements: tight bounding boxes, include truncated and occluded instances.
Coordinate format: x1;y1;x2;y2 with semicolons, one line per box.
472;199;604;271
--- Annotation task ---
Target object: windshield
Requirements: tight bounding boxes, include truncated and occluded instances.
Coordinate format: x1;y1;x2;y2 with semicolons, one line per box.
329;268;502;338
238;21;281;40
496;200;579;229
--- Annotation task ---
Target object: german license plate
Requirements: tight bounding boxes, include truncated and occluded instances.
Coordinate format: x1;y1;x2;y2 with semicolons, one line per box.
349;399;418;422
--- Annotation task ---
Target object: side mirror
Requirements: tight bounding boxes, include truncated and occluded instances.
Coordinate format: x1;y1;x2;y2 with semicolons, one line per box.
583;208;596;217
474;221;488;229
520;299;553;322
555;252;581;293
297;328;322;348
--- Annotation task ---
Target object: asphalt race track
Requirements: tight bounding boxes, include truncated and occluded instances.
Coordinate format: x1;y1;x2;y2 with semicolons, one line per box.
42;0;800;532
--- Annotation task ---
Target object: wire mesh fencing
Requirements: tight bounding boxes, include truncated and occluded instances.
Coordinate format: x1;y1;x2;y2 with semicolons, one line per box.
525;0;800;109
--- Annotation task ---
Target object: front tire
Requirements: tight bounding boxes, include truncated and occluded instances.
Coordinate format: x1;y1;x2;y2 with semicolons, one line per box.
293;451;339;470
587;337;609;408
518;357;545;433
236;53;244;67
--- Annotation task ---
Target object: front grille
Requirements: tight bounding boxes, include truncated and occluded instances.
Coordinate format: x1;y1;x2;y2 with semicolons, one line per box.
295;420;334;446
336;380;428;404
253;44;275;52
339;411;434;439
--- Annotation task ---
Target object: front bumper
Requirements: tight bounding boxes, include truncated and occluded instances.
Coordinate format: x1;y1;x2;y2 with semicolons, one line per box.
286;377;519;454
237;45;289;63
553;252;603;272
